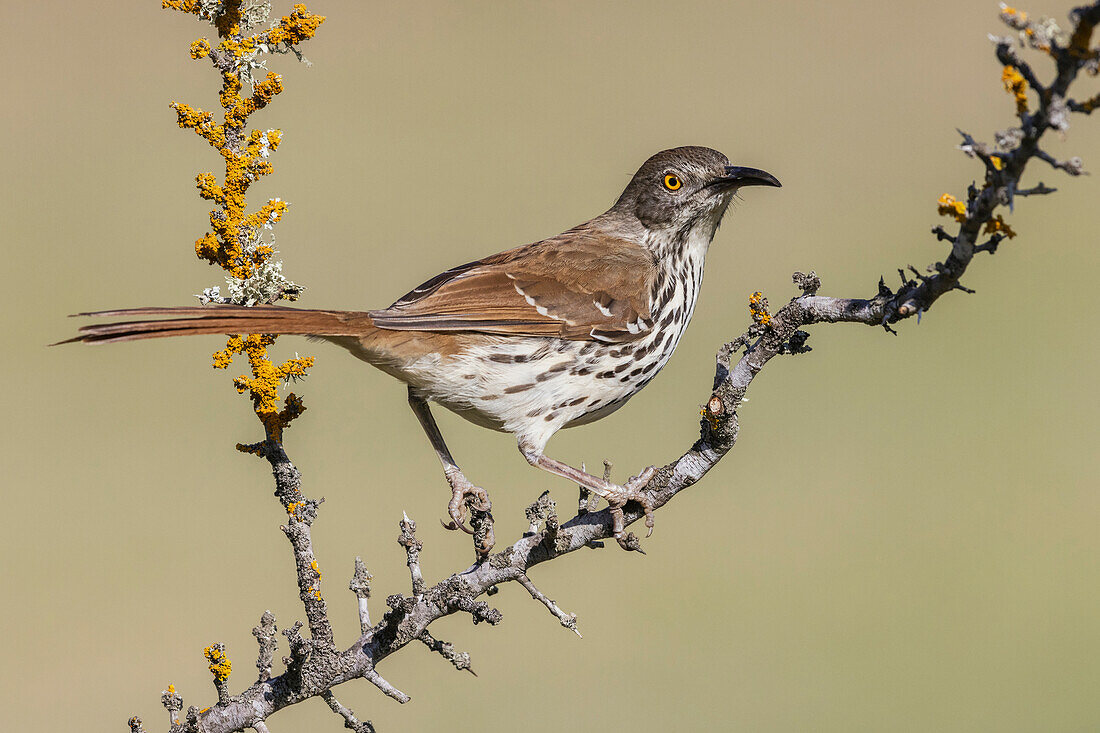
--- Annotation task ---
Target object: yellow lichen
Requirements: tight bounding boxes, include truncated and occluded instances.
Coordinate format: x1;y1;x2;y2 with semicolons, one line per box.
937;193;968;223
1002;65;1029;115
310;559;323;599
700;406;719;431
189;38;211;59
748;291;771;326
162;0;203;13
203;644;232;683
267;5;327;47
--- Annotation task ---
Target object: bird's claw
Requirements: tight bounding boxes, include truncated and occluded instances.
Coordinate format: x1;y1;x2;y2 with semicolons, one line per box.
441;471;495;556
441;476;488;533
601;465;657;550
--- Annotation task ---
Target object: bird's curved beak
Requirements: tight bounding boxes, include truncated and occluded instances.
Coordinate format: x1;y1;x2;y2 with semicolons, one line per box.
708;165;781;191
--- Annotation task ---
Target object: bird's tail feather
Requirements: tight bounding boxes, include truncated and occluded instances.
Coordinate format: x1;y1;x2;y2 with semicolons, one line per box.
55;305;374;345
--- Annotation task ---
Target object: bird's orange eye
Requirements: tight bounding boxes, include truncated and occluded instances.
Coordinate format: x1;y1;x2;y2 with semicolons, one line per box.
663;174;682;191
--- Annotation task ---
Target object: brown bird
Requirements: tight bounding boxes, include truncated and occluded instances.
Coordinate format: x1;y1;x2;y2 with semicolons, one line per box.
63;146;779;553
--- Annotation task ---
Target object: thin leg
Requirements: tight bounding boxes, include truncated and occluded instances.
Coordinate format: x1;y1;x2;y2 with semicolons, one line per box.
407;388;494;554
519;443;657;548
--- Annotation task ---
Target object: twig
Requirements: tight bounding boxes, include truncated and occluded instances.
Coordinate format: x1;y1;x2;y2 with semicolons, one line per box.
160;684;183;728
349;557;373;635
363;669;410;704
517;573;582;637
320;690;376;733
252;611;277;682
419;630;477;675
398;513;425;596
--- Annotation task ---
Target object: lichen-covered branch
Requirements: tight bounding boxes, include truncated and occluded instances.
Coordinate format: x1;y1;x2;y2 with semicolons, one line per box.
130;3;1099;731
166;0;324;443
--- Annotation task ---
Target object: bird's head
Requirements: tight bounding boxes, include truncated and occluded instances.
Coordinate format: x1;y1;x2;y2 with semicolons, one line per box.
611;146;780;242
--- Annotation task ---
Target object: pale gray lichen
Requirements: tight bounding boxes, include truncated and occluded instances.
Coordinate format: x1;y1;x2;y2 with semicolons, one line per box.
1048;95;1070;133
995;127;1025;150
241;1;272;31
197;219;304;307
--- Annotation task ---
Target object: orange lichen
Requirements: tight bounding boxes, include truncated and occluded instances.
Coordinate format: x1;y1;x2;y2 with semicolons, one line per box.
163;2;324;444
699;406;719;430
984;215;1017;239
748;291;771;326
1002;65;1029;115
310;559;323;599
267;5;327;47
937;193;968;223
189;38;211;59
203;644;232;683
207;333;315;440
162;0;203;12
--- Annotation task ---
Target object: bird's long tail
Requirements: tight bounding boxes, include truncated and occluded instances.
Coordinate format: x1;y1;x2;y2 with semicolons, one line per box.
55;305;374;345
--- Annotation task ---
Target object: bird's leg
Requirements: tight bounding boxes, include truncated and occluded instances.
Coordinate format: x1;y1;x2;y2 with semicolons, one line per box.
407;389;494;555
519;444;657;549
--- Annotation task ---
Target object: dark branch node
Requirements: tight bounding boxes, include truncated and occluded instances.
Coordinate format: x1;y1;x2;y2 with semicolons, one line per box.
974;233;1006;254
779;330;812;355
931;225;956;244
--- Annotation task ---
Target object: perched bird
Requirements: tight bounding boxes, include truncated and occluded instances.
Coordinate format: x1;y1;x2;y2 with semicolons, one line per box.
64;146;779;553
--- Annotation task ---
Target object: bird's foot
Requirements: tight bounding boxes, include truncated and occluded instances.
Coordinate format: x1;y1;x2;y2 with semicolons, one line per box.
441;470;495;556
597;465;657;551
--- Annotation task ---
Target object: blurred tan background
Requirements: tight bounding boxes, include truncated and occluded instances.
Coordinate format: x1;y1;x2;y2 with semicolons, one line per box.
4;0;1099;730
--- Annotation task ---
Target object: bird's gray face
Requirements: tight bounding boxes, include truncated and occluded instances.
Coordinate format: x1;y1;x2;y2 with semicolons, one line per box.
614;146;780;236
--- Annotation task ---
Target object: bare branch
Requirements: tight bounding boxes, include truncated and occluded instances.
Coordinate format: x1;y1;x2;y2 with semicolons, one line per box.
1036;149;1086;174
517;573;582;637
362;669;410;704
265;442;335;650
1015;182;1058;196
398;513;425;596
320;690;376;733
349;557;374;635
419;630;477;675
252;611;277;682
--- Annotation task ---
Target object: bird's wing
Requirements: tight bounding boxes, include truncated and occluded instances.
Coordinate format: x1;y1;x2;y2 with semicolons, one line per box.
369;228;658;343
